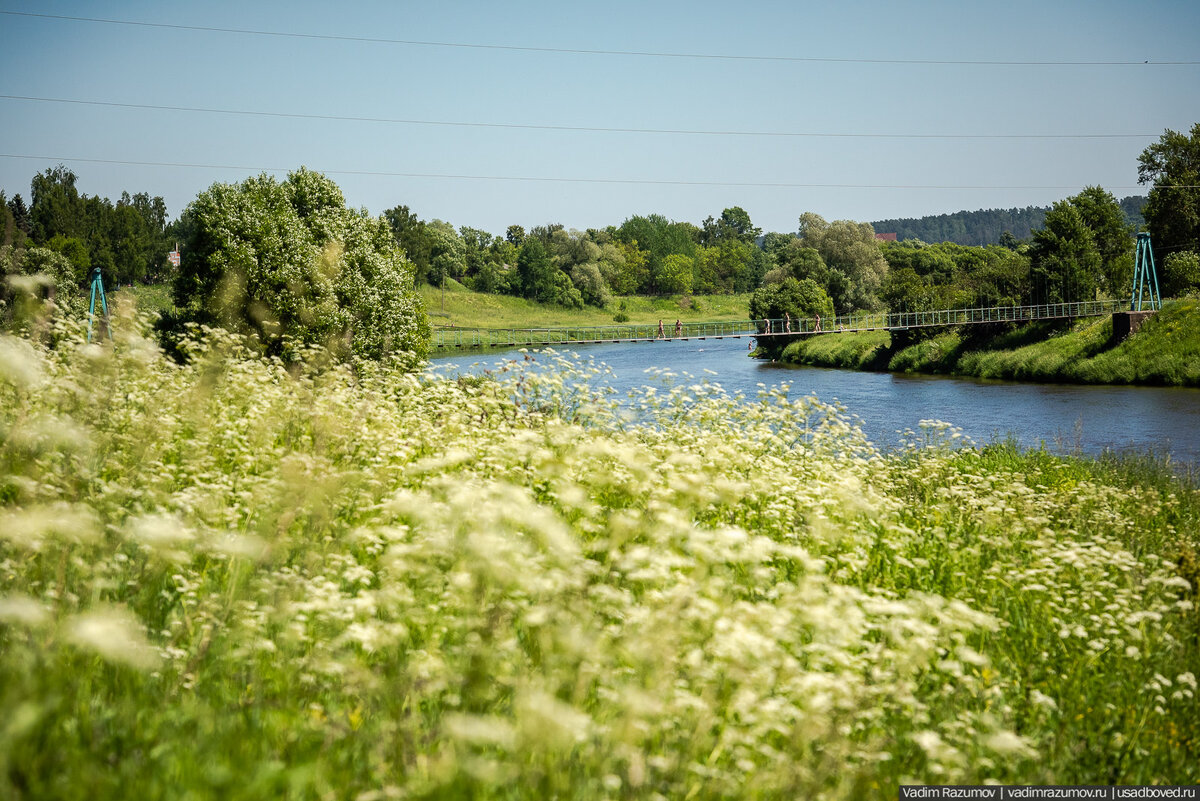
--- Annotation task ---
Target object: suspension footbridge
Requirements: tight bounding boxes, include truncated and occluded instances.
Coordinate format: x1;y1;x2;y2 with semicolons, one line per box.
432;299;1135;350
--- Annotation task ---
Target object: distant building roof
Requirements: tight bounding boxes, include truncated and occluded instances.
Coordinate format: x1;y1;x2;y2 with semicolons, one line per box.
875;232;897;242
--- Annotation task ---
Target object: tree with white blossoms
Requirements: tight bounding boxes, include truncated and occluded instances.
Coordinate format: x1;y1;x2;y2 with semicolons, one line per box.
171;168;430;362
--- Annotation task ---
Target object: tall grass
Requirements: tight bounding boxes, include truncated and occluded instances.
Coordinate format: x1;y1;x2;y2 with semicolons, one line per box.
1;314;1197;799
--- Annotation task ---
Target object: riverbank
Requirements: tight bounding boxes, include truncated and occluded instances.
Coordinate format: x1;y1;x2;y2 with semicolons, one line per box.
772;298;1200;387
2;325;1198;796
423;279;751;328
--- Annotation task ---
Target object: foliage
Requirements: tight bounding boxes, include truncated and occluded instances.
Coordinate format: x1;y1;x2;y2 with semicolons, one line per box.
26;166;171;286
1163;250;1200;297
797;212;888;313
870;198;1146;246
780;300;1200;387
1;245;85;325
419;282;751;331
879;241;1029;310
0;324;1197;799
383;205;432;285
171;168;429;362
655;253;694;295
748;277;835;324
1138;123;1200;260
1028;200;1103;304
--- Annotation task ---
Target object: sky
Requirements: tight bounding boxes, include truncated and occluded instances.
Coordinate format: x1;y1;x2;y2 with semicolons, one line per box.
1;0;1198;237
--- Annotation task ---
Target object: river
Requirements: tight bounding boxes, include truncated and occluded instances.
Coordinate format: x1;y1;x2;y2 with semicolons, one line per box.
427;337;1200;468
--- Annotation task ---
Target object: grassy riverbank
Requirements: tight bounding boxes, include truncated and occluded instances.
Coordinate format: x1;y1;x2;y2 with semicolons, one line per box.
126;281;751;331
777;298;1200;386
1;322;1198;798
422;279;751;329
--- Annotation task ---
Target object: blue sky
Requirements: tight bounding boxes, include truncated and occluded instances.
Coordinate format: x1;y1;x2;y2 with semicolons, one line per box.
2;0;1198;237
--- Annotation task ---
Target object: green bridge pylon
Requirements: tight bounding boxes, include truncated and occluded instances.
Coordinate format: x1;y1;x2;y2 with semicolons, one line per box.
1131;232;1161;312
86;266;112;343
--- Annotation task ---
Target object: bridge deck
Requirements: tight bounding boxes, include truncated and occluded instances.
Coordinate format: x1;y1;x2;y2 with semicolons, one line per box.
432;299;1128;350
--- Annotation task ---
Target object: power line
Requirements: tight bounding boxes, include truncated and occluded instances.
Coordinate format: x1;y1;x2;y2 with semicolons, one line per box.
5;153;1192;191
0;94;1162;140
3;10;1198;66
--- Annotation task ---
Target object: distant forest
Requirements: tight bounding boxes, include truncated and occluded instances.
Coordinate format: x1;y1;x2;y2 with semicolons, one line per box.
871;196;1147;245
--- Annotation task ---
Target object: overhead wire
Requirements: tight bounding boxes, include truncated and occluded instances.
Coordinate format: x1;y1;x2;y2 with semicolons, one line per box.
2;9;1198;66
4;153;1194;191
0;95;1163;140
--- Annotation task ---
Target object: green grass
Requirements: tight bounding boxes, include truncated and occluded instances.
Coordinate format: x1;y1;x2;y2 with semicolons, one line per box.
1;318;1198;798
422;279;752;329
779;329;891;369
113;282;174;316
779;299;1200;387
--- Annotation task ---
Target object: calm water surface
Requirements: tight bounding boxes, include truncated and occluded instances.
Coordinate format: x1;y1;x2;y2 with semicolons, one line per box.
428;337;1200;467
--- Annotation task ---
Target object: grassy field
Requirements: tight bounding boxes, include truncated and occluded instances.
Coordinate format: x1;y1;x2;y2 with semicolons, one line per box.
779;298;1200;386
1;316;1197;798
123;281;752;331
422;279;751;329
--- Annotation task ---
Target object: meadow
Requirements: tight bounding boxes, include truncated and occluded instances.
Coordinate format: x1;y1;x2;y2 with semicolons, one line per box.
1;311;1198;799
419;280;752;329
779;299;1200;387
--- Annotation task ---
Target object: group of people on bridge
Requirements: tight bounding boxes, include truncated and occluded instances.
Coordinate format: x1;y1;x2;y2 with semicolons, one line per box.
656;319;684;338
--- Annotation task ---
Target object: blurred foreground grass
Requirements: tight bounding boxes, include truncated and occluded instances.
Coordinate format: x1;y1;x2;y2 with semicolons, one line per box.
1;314;1197;799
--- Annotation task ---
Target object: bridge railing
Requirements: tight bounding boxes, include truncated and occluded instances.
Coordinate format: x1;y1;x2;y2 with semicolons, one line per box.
432;319;757;349
432;300;1127;349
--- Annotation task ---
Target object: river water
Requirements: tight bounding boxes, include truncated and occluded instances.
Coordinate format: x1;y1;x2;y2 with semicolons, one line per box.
427;337;1200;468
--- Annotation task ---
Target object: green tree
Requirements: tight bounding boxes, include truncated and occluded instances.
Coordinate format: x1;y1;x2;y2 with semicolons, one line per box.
749;277;834;324
29;165;83;243
655;253;694;295
1138;123;1200;260
615;214;698;294
610;240;649;295
1069;186;1134;297
516;238;558;302
172;168;428;361
700;206;761;246
1162;250;1200;297
1028;201;1100;304
797;212;888;312
881;267;932;312
383;205;432;285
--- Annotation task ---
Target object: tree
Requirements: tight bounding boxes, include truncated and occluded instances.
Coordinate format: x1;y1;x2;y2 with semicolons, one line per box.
615;214;698;294
29;165;83;243
797;213;888;312
1069;186;1134;297
655;253;694;295
700;206;761;246
749;277;834;324
1028;201;1100;304
6;193;32;242
516;238;558;303
383;205;432;285
881;267;932;312
1138;123;1200;261
173;168;428;361
1162;250;1200;297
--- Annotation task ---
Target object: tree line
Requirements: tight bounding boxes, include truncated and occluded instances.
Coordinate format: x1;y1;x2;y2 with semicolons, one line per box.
3;123;1198;361
869;196;1147;246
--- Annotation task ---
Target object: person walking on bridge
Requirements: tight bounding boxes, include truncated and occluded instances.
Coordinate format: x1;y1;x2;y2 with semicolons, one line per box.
784;312;791;333
762;317;770;335
674;318;682;337
657;319;665;338
814;313;822;332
